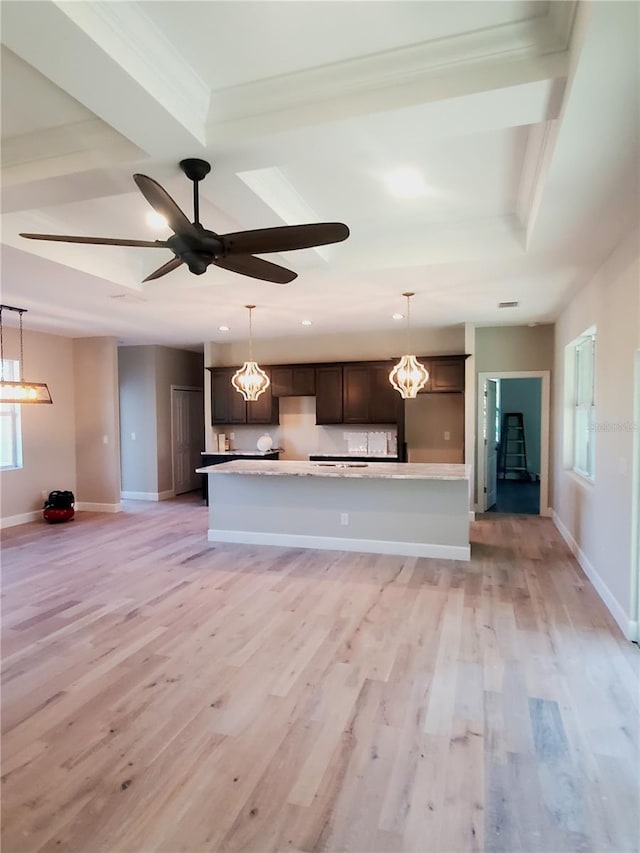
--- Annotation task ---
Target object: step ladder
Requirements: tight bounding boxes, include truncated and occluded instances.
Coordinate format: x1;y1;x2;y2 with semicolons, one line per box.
499;412;529;480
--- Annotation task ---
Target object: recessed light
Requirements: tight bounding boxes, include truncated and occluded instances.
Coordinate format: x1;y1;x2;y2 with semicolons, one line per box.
385;168;426;199
219;325;230;332
392;312;404;321
146;211;168;230
301;320;312;326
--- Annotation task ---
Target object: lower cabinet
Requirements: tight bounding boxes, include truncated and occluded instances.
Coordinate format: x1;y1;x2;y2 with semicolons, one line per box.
200;451;280;503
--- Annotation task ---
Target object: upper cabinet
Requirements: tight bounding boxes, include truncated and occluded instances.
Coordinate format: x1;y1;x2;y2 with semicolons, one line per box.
315;366;343;424
209;368;279;425
209;355;465;425
271;365;316;397
424;356;465;393
342;362;399;424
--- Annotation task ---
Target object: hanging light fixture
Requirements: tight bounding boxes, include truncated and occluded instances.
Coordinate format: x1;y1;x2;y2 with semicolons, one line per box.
389;292;429;399
232;305;270;401
0;305;53;404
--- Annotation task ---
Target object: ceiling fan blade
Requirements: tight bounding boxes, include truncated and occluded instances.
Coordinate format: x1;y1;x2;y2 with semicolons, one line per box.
221;223;349;256
133;174;199;240
20;233;169;248
143;256;183;282
214;255;297;284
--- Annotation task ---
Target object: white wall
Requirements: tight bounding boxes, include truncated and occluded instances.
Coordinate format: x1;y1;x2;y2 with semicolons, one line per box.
553;225;640;638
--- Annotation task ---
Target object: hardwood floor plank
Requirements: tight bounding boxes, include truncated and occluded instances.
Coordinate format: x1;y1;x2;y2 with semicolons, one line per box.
1;498;638;852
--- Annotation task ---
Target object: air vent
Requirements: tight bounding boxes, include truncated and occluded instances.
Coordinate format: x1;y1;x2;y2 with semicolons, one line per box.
498;301;519;309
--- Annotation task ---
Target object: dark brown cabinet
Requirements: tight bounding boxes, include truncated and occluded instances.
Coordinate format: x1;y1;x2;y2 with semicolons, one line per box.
342;363;399;424
370;363;401;422
315;366;343;424
343;362;402;424
271;365;316;397
429;357;465;393
209;368;278;425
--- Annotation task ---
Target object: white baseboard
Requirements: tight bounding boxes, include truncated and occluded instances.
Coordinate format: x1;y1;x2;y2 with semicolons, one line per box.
207;529;470;561
0;510;42;529
75;502;121;513
552;510;634;640
120;490;175;502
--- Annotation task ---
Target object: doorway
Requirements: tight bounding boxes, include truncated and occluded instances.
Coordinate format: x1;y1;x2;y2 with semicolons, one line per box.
477;371;550;516
171;387;204;495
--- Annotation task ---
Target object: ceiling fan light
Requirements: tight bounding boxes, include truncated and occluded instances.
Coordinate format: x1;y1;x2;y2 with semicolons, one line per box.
231;361;270;402
0;380;52;404
389;355;429;399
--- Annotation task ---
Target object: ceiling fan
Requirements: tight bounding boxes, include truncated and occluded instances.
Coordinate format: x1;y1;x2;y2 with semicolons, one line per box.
20;159;350;285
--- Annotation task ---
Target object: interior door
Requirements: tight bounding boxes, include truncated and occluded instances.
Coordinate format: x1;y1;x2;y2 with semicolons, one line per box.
484;379;498;510
172;389;204;495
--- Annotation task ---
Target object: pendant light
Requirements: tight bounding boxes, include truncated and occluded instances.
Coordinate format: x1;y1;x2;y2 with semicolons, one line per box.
389;292;429;398
0;305;53;404
232;305;270;401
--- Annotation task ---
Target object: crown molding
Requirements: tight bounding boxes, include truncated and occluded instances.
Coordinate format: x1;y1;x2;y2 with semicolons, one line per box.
54;1;210;143
1;119;144;187
207;15;569;132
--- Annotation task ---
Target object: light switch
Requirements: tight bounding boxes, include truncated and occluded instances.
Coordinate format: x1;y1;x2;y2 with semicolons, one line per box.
131;432;136;441
444;431;451;441
103;435;109;445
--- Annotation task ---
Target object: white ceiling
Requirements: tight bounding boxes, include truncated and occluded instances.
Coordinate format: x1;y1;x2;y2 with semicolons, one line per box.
1;0;638;349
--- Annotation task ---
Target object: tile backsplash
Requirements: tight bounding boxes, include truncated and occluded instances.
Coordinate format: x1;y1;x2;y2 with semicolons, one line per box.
207;396;397;459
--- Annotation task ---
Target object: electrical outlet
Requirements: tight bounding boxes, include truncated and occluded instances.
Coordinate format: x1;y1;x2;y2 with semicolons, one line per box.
103;435;109;445
340;513;349;526
444;431;450;441
131;432;136;441
41;490;48;500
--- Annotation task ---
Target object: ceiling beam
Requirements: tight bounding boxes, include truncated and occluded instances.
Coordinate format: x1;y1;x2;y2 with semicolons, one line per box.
1;0;210;159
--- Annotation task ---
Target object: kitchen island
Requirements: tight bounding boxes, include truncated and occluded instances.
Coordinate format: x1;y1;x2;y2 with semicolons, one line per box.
196;460;471;560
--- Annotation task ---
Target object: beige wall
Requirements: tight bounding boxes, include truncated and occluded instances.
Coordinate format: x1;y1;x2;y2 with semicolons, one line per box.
208;325;465;367
74;337;121;507
475;324;554;373
0;327;77;522
553;225;639;636
474;324;554;503
119;345;203;496
406;394;465;463
119;346;158;494
155;347;203;493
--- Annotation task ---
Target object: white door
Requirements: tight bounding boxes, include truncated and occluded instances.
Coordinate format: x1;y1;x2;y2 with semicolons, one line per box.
484;379;499;510
172;389;204;495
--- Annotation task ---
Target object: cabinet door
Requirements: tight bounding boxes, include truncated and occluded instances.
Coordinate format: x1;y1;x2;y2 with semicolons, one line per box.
211;369;232;424
343;365;371;423
291;366;316;396
370;364;400;423
270;367;293;397
228;374;248;423
430;357;465;392
246;374;278;424
315;366;343;424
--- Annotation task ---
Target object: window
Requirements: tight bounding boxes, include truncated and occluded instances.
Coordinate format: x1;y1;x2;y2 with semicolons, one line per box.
570;331;596;480
0;359;23;470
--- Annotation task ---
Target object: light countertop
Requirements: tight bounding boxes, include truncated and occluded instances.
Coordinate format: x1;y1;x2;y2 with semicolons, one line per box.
196;460;471;481
201;449;282;456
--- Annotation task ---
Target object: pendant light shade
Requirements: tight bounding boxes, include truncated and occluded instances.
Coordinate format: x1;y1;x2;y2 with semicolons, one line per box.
232;305;270;402
389;292;429;399
0;305;53;404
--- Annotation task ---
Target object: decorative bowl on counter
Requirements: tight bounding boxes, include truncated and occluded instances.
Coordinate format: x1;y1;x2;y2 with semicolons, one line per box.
257;433;274;452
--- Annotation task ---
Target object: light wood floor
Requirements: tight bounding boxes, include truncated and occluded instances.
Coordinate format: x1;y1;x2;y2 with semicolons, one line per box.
2;495;638;853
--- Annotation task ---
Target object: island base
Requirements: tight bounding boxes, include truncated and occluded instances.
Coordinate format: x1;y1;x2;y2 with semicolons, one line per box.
205;472;470;561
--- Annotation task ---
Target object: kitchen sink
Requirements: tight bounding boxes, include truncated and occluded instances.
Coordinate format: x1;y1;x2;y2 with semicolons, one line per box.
313;462;369;468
